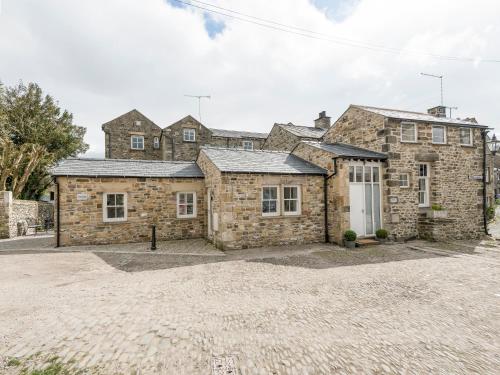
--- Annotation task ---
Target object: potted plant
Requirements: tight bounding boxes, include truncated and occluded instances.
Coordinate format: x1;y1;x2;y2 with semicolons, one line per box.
427;204;448;219
343;229;357;248
375;228;389;242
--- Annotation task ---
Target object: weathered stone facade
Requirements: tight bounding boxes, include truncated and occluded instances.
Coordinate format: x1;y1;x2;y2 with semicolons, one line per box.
162;116;213;161
56;176;205;246
262;124;304;151
102;109;162;160
322;105;493;241
209;135;266;150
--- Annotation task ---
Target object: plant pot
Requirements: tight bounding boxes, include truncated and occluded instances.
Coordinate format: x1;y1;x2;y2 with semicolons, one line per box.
344;240;356;248
427;210;448;219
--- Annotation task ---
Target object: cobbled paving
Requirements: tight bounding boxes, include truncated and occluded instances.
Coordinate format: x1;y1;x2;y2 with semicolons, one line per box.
0;237;499;375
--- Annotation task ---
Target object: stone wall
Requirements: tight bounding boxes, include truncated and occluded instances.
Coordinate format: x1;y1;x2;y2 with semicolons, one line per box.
162;116;212;161
102;109;163;160
56;177;205;246
210;136;266;150
0;191;54;238
262;125;302;151
323;106;492;240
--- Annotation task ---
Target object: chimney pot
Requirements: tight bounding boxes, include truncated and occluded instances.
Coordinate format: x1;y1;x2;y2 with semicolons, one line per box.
314;111;331;129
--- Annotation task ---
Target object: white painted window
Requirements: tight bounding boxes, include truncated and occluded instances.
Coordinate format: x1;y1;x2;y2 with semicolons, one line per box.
134;120;142;126
432;125;446;144
283;185;301;215
401;122;417;143
399;173;410;188
418;164;430;207
103;193;127;222
177;192;196;218
131;135;144;150
242;141;253;150
262;186;279;216
183;128;196;142
459;128;473;146
153;136;160;149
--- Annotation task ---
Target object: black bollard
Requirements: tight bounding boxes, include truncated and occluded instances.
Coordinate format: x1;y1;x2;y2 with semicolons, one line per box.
151;224;157;251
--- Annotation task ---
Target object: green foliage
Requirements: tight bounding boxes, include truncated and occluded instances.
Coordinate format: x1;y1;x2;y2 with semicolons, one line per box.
431;204;444;211
344;229;357;241
496;198;500;205
486;205;496;221
375;228;388;239
0;81;88;198
7;357;21;367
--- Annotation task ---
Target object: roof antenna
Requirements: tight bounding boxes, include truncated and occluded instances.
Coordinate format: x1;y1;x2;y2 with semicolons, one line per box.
184;95;211;122
420;72;444;106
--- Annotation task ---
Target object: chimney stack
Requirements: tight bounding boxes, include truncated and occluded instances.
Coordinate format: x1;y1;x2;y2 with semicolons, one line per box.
314;111;331;129
427;106;447;118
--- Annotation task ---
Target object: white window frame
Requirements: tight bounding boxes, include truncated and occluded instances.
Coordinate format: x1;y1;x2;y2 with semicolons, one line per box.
130;135;144;150
103;192;127;222
183;128;196;142
262;185;280;217
459;128;473;146
401;122;417;143
282;185;301;216
176;192;197;218
153;136;160;149
399;173;410;188
418;164;430;207
432;125;447;144
242;141;254;150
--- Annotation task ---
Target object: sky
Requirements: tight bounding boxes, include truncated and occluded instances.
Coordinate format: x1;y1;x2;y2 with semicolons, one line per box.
0;0;499;157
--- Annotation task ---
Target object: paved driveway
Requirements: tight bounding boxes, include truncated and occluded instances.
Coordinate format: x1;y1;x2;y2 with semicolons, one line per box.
0;237;499;375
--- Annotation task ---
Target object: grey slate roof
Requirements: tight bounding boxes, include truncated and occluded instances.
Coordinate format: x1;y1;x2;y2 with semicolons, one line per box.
51;158;204;178
303;141;387;160
200;147;326;175
277;123;326;138
353;105;487;127
210;128;268;139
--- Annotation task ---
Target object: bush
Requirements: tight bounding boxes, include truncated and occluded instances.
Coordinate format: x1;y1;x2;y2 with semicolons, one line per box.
487;205;496;221
496;198;500;205
344;230;357;242
375;228;388;239
431;204;444;211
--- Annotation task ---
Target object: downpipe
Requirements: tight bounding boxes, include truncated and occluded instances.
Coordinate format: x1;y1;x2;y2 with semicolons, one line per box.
324;158;338;243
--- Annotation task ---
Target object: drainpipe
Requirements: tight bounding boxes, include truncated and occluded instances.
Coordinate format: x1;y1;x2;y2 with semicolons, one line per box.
55;177;60;247
482;130;489;235
324;158;338;243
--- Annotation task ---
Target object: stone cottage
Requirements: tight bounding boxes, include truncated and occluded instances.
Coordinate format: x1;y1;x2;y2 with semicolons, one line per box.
102;110;268;162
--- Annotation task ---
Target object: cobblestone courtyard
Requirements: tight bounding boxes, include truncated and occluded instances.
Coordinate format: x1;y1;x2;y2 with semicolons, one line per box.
0;236;499;374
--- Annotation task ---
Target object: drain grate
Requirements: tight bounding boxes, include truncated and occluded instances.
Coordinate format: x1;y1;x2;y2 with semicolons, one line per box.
211;355;238;375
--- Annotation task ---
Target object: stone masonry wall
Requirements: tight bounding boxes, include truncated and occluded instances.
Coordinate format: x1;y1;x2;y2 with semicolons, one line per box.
162;116;212;161
0;191;11;238
56;177;205;246
262;125;302;151
102;110;162;160
209;136;266;150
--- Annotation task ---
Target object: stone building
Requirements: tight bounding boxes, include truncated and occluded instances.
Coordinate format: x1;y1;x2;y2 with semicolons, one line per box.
103;111;268;162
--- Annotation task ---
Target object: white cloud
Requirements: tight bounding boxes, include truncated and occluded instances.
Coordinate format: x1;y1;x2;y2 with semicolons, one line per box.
0;0;499;157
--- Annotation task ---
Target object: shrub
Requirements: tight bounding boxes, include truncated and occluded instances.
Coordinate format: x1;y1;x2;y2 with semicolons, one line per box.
375;228;388;239
344;230;357;242
496;198;500;205
486;205;496;221
431;204;444;211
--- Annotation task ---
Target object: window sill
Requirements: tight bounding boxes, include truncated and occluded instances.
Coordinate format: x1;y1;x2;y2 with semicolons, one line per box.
459;144;475;148
130;148;145;151
400;141;419;144
183;140;197;143
261;214;303;219
177;215;197;220
431;142;448;146
103;219;127;224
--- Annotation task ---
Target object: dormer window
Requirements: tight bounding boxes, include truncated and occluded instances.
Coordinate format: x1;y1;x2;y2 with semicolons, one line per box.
153;136;160;149
183;128;196;142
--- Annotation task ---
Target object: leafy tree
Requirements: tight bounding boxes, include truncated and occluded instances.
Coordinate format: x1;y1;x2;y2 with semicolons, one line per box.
0;81;88;198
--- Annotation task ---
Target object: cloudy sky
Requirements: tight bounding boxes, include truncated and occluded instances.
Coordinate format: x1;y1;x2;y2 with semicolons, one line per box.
1;0;499;157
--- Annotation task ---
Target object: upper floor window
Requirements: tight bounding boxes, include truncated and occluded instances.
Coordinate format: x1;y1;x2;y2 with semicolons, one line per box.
103;193;127;222
242;141;253;150
134;120;142;126
459;128;473;146
401;122;417;143
153;136;160;149
177;192;196;218
131;135;144;150
432;125;446;144
399;173;410;188
183;128;196;142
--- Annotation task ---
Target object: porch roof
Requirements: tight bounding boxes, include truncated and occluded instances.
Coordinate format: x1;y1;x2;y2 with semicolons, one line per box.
302;141;387;160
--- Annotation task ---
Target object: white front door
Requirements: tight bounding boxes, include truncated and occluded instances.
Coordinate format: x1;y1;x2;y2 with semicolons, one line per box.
349;163;382;237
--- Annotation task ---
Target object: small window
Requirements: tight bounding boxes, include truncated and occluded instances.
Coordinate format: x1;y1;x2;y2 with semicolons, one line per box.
131;135;144;150
401;122;417;142
399;173;410;188
50;191;55;201
134;120;142;126
283;186;301;215
153;136;160;149
432;125;446;144
103;193;127;222
459;128;473;146
183;128;196;142
418;164;430;207
242;141;253;150
262;186;279;216
177;192;197;218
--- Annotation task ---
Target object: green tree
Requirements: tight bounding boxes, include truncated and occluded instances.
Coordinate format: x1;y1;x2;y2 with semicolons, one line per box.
0;81;88;198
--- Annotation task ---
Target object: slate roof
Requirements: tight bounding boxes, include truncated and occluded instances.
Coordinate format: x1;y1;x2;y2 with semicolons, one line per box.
51;158;204;178
200;147;326;175
353;105;487;127
276;123;326;139
210;128;268;139
302;141;387;160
